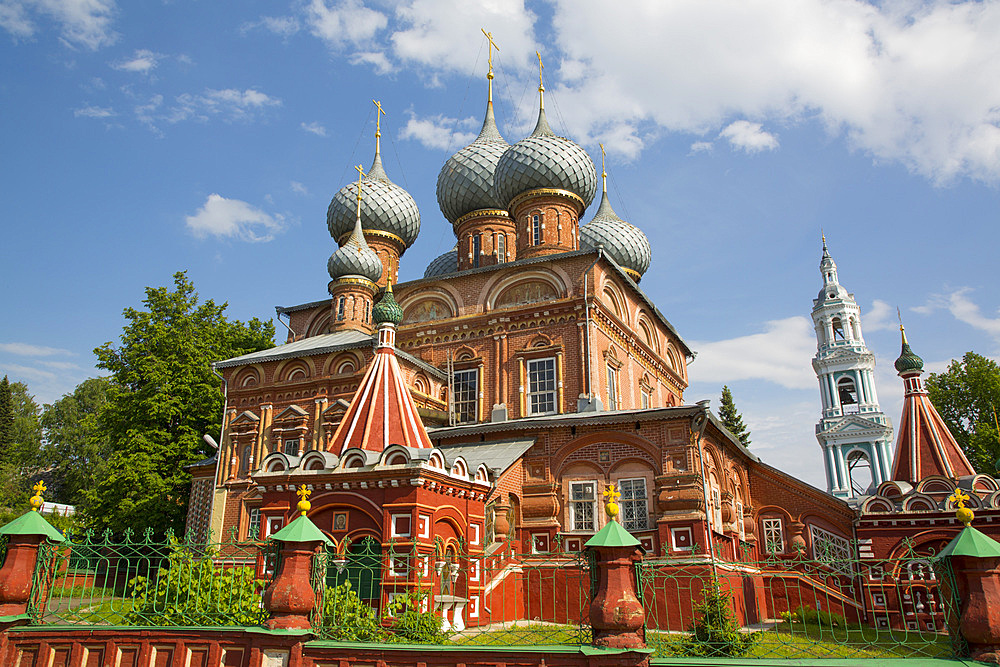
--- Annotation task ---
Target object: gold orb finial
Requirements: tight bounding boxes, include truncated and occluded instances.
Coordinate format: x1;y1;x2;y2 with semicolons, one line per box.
950;489;974;527
29;480;46;512
603;483;621;521
296;484;312;516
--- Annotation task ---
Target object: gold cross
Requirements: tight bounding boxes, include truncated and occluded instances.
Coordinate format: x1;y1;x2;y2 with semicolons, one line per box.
373;99;386;138
536;51;544;90
949;489;970;509
355;164;365;204
481;29;500;75
603;483;620;504
599;143;607;178
32;480;46;496
296;484;311;503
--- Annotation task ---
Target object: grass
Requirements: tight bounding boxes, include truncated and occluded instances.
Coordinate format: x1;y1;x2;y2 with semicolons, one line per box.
446;622;590;646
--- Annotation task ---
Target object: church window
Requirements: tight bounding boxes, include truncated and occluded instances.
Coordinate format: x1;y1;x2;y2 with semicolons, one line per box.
606;364;619;411
527;357;557;415
618;478;648;531
831;317;845;341
809;524;852;573
453;368;478;423
497;233;506;263
247;508;261;540
240;446;252;476
641;389;651;409
735;500;745;539
569;481;597;531
472;233;481;268
531;214;541;246
838;376;858;413
337;296;346;321
366;300;372;323
283;439;298;455
763;517;784;553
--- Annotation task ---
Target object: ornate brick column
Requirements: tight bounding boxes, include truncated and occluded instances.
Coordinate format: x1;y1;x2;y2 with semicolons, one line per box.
261;486;333;630
585;484;646;650
0;484;65;617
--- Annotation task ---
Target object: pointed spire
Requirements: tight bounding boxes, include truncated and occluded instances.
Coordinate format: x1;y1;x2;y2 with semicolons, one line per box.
530;50;554;137
482;29;499;103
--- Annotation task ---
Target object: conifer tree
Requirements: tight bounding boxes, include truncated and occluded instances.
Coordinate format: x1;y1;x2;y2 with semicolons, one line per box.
718;385;751;448
0;376;13;466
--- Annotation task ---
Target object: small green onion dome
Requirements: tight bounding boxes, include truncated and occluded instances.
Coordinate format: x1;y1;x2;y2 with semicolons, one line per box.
373;283;403;325
894;329;924;374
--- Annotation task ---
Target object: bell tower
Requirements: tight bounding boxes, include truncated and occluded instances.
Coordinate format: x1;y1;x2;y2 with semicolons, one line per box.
811;238;893;498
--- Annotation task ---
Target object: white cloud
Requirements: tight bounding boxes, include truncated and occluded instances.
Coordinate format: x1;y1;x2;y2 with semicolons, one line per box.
135;88;281;130
300;121;327;137
916;287;1000;342
863;298;896;332
349;50;393;74
74;103;114;118
306;0;386;49
242;15;300;37
0;342;73;356
719;120;779;153
0;0;117;50
290;181;308;195
38;360;81;370
1;363;56;381
689;141;713;155
688;316;817;390
111;48;161;74
185;194;286;242
400;112;475;151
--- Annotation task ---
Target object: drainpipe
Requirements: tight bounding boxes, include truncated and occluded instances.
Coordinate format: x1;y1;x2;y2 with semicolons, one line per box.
583;245;604;405
275;309;297;342
692;400;717;577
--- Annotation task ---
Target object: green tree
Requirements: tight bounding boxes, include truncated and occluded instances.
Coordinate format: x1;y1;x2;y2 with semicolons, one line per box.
84;272;274;535
0;376;12;466
926;351;1000;474
40;377;112;505
718;385;751;448
679;578;756;657
0;377;42;468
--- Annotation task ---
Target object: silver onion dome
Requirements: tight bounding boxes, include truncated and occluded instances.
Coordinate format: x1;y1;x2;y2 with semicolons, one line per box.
436;100;509;224
327;152;421;248
327;213;383;283
580;190;651;279
423;245;459;278
494;105;598;210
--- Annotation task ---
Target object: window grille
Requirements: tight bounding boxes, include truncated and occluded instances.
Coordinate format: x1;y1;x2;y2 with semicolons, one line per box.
453;368;478;423
527;357;557;414
763;517;784;553
570;481;596;531
618;478;648;531
809;524;852;573
531;215;541;245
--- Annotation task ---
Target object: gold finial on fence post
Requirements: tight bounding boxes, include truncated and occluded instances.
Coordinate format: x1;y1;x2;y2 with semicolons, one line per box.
949;488;974;526
29;480;46;512
603;483;621;521
295;484;312;516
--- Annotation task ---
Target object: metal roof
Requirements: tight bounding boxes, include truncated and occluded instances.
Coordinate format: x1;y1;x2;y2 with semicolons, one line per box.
438;438;536;475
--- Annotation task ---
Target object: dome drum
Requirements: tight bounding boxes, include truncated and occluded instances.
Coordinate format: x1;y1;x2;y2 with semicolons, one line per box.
454;210;515;271
328;280;378;334
510;190;583;261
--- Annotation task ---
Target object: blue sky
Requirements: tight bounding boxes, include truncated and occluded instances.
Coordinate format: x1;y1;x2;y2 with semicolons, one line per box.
2;0;1000;489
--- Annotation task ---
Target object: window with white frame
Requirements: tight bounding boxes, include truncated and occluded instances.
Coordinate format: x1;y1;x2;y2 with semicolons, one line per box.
247;508;261;540
569;481;597;531
762;517;784;553
606;364;619;411
527;357;557;415
711;487;722;528
531;214;541;245
810;524;852;574
453;368;478;423
641;388;650;409
283;439;298;455
735;500;745;539
618;478;648;531
497;233;506;263
337;296;346;321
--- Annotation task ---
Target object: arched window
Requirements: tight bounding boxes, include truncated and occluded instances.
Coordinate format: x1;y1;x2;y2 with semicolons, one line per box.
831;317;845;341
838;376;858;412
531;214;541;245
497;233;506;263
847;450;873;497
337;296;346;321
472;233;482;268
240;446;252;475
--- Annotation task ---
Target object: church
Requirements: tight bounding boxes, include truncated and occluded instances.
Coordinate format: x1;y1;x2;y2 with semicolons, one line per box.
184;45;999;631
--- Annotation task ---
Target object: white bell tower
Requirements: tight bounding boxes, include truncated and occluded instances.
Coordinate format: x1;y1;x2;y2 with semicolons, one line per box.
811;238;893;499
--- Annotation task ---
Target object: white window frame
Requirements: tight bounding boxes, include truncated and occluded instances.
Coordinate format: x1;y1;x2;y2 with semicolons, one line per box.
606;364;619;411
452;368;478;423
526;357;557;415
247;507;261;540
283;439;298;455
569;481;598;532
531;214;541;245
735;500;745;539
763;517;784;554
640;388;650;409
496;233;506;263
617;478;648;532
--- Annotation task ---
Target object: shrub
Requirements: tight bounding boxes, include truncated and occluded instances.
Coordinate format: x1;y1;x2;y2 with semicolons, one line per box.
387;590;445;643
322;581;385;641
794;605;845;628
125;542;266;627
677;578;756;657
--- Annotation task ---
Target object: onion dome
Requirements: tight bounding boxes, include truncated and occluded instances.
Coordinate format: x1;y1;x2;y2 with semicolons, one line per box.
424;245;459;278
327;211;382;283
327;149;421;249
580;191;651;280
436;99;509;224
493;96;598;210
373;282;403;326
894;326;924;374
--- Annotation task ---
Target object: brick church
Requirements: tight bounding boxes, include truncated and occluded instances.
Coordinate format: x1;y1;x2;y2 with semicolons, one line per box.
184;47;999;629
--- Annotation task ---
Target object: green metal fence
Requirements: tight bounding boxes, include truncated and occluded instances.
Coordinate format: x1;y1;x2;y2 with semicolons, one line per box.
27;529;276;627
310;540;593;646
636;551;965;660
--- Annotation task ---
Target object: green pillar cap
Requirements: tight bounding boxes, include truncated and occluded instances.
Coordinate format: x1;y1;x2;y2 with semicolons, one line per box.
268;515;333;546
936;526;1000;560
584;520;641;549
0;511;65;543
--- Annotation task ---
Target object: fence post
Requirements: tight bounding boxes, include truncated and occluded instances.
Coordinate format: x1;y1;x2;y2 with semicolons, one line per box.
262;488;333;630
0;496;66;617
585;485;646;650
938;494;1000;664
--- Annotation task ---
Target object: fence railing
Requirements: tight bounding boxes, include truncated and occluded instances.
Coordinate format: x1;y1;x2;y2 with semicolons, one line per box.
637;552;964;660
28;529;277;627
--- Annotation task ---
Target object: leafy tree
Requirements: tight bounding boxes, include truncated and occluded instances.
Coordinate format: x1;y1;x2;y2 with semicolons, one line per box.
387;589;445;643
322;581;385;641
679;578;756;657
0;376;12;466
927;351;1000;474
718;385;751;448
0;376;42;468
84;272;274;535
39;377;112;505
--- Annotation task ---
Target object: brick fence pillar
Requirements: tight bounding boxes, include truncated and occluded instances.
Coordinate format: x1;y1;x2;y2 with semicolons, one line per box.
0;511;65;617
